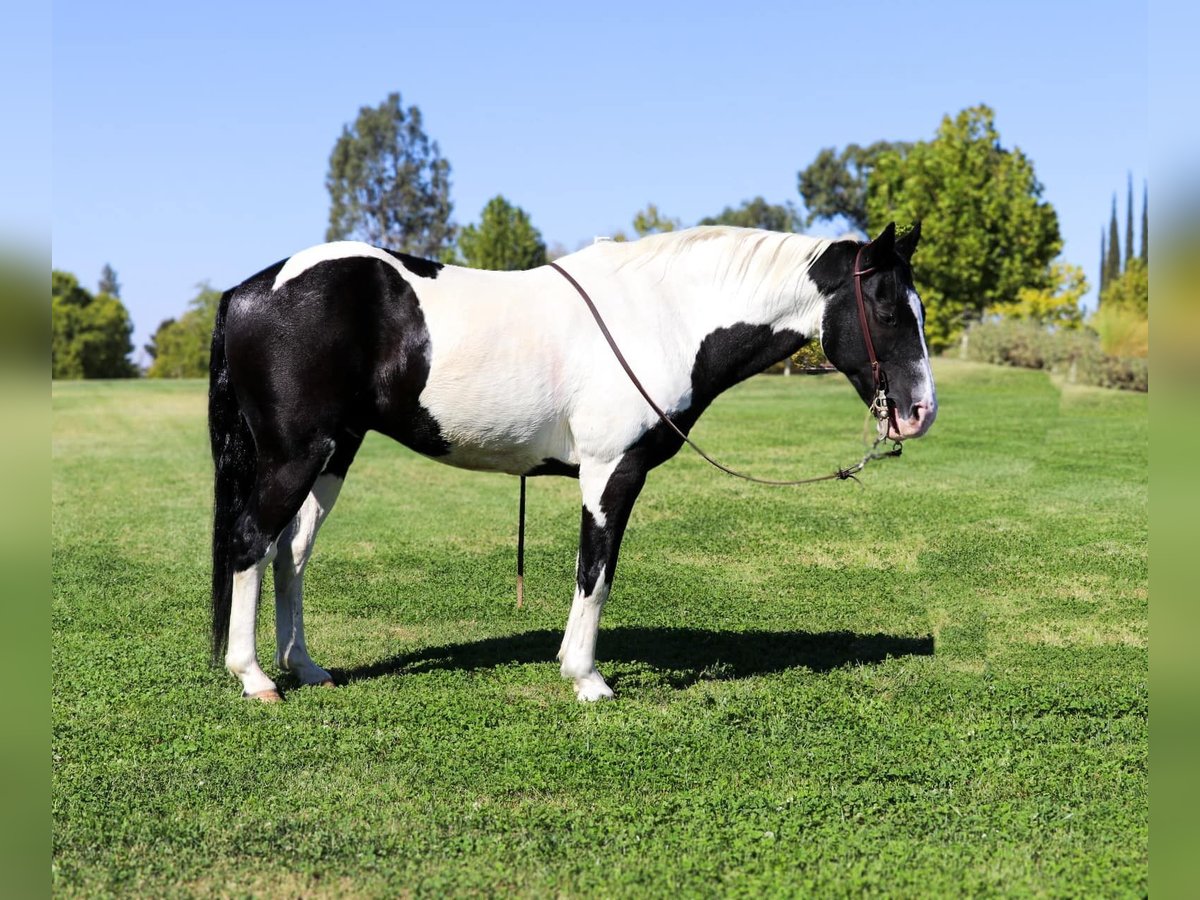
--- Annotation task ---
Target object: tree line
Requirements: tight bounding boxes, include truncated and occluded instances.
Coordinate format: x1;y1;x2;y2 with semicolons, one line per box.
53;93;1134;378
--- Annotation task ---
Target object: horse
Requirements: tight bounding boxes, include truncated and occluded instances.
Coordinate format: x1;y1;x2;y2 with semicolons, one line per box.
208;222;936;703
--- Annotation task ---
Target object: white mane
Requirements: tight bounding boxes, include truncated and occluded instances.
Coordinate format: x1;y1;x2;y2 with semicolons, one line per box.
583;226;841;299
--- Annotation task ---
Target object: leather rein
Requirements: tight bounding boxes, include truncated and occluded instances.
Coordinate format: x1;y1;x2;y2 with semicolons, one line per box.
513;248;901;607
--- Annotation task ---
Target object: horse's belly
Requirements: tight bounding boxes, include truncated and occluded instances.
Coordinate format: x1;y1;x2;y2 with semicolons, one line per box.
418;369;576;476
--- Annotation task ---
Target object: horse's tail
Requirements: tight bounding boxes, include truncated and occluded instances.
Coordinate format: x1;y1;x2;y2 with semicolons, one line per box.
208;289;255;664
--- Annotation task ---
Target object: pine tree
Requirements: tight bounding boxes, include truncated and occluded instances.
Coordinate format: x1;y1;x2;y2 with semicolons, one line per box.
1125;173;1134;273
325;92;455;257
457;195;547;271
1107;194;1121;287
1141;181;1148;264
98;263;121;298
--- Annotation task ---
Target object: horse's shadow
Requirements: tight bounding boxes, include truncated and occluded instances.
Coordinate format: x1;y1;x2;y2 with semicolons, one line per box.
334;627;934;691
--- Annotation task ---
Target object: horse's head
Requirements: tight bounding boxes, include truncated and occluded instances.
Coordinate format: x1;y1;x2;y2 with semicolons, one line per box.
817;222;937;442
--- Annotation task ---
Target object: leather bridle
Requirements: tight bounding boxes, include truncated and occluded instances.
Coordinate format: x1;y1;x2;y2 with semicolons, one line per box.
852;245;900;435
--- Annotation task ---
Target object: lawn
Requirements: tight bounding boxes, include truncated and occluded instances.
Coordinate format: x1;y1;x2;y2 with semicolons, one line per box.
52;359;1148;897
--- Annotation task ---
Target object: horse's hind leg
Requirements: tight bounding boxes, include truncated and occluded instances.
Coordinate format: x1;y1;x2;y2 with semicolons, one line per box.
558;455;647;701
271;436;361;687
226;440;334;701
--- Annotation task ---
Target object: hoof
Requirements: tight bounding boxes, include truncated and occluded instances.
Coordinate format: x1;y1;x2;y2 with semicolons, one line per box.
245;689;283;703
318;679;336;688
573;671;615;702
576;686;615;702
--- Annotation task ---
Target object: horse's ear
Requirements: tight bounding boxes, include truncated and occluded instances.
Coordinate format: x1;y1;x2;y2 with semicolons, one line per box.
896;221;921;261
862;222;896;267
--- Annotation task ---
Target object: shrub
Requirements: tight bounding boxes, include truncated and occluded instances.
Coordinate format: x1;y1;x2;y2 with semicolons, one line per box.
963;319;1146;392
765;341;830;374
964;319;1062;369
1075;352;1148;392
1091;302;1149;358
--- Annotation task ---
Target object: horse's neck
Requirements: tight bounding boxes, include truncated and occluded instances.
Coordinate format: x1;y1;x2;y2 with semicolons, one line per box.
580;231;833;403
593;231;831;342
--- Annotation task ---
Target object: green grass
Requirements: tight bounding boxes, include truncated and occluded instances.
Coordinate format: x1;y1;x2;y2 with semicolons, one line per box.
52;360;1147;897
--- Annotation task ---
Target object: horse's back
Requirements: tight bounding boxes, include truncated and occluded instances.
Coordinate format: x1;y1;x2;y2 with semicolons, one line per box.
222;244;598;474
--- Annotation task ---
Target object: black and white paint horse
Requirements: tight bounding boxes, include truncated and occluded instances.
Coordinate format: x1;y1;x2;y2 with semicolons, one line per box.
209;223;936;702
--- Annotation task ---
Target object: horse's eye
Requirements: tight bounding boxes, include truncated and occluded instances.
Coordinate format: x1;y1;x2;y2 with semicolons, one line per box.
880;311;897;327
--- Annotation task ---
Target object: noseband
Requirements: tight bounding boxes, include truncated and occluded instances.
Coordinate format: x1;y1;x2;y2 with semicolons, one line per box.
852;245;898;433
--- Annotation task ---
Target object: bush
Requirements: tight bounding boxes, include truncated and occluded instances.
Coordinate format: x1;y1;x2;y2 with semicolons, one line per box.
764;341;830;374
963;319;1146;392
1091;302;1149;358
1075;351;1148;392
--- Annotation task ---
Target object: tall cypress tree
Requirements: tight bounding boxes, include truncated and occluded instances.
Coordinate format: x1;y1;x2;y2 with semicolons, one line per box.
1107;194;1121;287
1125;173;1134;273
1141;181;1148;264
1099;229;1107;297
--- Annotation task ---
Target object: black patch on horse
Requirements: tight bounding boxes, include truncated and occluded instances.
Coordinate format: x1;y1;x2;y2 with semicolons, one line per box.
383;249;444;280
616;321;808;471
225;255;450;459
691;323;808;403
526;458;581;478
577;456;649;597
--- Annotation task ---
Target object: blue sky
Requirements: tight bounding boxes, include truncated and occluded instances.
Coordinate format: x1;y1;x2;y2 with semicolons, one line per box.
49;1;1148;359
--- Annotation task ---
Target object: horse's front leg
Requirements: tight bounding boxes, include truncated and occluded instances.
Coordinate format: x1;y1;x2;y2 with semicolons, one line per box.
558;454;646;701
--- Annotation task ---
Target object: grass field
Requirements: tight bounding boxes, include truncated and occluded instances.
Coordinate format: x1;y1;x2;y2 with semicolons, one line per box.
52;359;1148;897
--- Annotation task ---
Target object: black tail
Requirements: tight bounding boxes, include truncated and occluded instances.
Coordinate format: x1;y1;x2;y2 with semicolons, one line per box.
209;290;256;664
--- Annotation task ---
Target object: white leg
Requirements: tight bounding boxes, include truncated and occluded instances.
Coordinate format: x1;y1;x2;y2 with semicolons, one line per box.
273;474;342;686
559;571;615;701
226;542;280;700
557;455;645;702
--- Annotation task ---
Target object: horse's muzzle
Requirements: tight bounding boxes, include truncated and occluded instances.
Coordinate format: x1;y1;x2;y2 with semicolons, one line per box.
888;399;937;441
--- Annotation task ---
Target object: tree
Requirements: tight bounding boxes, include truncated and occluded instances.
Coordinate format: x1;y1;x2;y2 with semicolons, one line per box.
1100;256;1148;318
457;195;547;271
609;203;680;242
1141;180;1148;264
994;262;1087;329
1106;194;1121;288
98;263;121;298
144;318;176;361
1125;173;1135;272
632;203;680;237
52;270;137;379
866;105;1061;350
1099;229;1107;295
698;196;799;231
52;269;90;307
1093;255;1148;358
797;141;911;233
326;92;455;258
146;282;224;378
